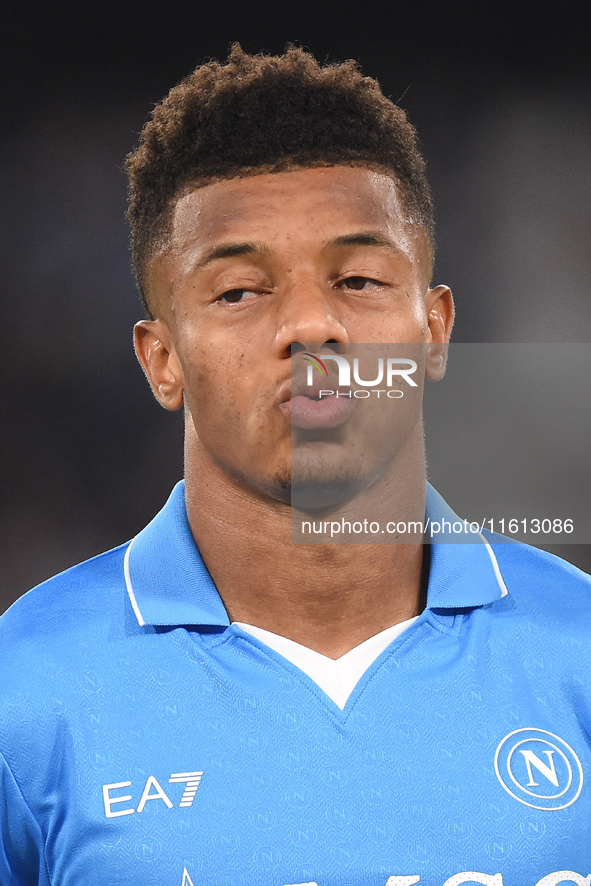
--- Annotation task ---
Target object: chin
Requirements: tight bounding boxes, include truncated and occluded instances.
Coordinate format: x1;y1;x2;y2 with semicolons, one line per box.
244;467;292;506
290;465;376;512
243;464;368;511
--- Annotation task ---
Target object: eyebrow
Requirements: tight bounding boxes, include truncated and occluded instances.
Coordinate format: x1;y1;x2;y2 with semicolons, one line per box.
192;241;267;271
327;231;397;250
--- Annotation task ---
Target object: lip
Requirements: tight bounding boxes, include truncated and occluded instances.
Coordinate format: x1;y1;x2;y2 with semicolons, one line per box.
279;390;354;429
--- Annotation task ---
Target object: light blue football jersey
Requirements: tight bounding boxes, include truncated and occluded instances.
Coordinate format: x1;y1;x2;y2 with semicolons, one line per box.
1;482;590;886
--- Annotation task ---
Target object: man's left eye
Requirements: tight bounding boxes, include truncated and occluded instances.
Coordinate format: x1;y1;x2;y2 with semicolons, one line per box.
339;276;381;291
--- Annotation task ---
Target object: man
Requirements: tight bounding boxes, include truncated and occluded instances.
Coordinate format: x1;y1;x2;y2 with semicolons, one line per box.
0;45;589;886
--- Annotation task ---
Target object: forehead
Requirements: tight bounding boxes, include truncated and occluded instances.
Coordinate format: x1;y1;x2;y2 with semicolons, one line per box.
146;166;433;315
167;166;423;261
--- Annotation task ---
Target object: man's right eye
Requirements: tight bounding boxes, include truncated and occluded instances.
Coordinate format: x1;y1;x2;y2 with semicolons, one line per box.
217;289;259;303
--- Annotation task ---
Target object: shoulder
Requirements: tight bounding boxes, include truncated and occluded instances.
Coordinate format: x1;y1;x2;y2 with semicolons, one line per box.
0;542;139;769
0;542;130;670
491;536;591;628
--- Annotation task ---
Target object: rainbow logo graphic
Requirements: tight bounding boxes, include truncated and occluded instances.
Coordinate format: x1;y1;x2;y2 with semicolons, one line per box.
302;352;328;376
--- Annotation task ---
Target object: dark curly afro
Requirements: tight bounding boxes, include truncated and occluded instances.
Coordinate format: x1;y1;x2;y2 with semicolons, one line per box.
126;45;435;316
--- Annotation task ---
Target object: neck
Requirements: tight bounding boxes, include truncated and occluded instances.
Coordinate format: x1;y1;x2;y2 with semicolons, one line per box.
184;425;428;659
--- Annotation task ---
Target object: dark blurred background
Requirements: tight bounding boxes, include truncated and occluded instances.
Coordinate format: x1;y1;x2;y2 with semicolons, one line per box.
1;0;590;612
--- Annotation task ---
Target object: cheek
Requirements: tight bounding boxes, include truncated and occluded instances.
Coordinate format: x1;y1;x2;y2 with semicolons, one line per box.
358;301;429;343
183;351;245;431
179;342;275;458
397;292;430;338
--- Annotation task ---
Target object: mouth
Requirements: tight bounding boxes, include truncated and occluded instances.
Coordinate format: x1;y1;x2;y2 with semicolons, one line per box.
278;383;354;429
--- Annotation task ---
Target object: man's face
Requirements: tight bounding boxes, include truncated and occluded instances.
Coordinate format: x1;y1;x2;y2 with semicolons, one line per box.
137;166;453;503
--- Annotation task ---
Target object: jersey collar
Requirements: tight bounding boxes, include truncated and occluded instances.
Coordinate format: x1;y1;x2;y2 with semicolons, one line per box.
124;481;508;628
124;482;230;628
425;485;508;609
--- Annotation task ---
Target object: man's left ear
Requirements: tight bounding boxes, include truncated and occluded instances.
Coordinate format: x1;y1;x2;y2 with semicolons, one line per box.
425;284;454;381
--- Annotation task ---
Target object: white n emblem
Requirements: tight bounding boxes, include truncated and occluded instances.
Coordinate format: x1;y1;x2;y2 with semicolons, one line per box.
181;868;195;886
520;750;559;787
494;728;584;811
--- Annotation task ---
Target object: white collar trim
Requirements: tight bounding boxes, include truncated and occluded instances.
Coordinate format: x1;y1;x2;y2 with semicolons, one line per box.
234;618;419;709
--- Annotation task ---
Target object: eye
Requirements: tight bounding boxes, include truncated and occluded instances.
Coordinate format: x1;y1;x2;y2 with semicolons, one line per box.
217;288;260;304
339;276;382;291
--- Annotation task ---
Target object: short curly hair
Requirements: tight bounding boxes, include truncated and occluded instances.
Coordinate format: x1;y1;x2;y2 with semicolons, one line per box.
126;45;435;317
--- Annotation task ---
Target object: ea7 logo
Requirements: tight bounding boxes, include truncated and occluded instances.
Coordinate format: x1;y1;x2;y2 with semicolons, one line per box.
103;771;203;818
494;728;583;811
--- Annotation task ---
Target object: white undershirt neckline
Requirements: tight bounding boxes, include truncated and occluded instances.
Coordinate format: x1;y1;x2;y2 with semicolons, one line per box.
234;617;419;709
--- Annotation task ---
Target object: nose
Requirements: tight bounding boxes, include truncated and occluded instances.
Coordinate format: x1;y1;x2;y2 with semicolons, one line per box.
273;277;349;356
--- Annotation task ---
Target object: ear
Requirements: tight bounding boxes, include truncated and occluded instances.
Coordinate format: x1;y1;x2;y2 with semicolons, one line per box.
134;319;184;411
425;285;454;381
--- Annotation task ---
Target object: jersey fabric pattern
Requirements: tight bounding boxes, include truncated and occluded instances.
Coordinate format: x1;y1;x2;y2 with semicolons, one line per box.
0;482;590;886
